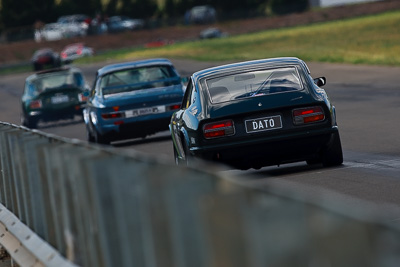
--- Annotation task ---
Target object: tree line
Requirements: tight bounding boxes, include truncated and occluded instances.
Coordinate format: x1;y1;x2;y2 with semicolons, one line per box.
0;0;309;29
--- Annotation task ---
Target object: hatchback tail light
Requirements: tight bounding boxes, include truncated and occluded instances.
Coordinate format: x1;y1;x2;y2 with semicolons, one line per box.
29;100;42;109
293;106;325;125
167;104;181;111
203;119;235;139
101;112;124;120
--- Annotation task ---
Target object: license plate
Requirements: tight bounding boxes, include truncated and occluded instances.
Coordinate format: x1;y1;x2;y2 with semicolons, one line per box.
125;105;166;118
245;115;282;133
51;95;69;104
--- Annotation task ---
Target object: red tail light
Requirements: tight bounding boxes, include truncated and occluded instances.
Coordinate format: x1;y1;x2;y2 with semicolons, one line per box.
78;93;88;102
203;119;235;139
101;112;124;119
167;104;181;111
29;100;42;109
293;106;325;125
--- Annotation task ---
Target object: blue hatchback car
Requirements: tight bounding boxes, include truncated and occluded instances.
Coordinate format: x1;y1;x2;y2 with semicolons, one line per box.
83;58;185;144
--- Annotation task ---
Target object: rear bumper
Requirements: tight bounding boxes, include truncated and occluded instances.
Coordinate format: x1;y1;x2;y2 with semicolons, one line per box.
192;126;339;168
28;105;84;122
96;114;173;141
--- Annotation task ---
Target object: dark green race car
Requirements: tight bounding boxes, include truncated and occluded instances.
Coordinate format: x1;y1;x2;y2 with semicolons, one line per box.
170;57;343;170
21;67;89;128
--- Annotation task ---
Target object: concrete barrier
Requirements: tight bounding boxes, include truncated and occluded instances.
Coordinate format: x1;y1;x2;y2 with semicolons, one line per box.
0;122;400;266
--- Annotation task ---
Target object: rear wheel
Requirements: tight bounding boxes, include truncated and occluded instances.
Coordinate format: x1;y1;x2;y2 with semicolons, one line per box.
306;157;322;166
322;131;343;167
94;129;110;145
33;63;42;71
182;141;193;166
23;116;38;129
86;127;95;143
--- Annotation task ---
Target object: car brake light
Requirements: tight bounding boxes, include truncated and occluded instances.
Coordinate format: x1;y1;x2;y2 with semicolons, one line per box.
78;93;88;102
29;100;42;109
293;106;325;125
61;52;67;59
203;119;235;139
101;112;124;119
167;104;181;111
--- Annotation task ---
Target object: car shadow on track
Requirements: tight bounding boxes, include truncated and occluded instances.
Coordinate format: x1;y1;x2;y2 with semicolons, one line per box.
226;162;346;179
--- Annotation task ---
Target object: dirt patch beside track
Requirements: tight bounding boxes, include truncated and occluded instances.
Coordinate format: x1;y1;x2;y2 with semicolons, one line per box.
1;0;400;65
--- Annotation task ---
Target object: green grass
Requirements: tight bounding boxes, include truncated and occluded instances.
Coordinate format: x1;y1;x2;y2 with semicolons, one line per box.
79;10;400;66
2;9;400;76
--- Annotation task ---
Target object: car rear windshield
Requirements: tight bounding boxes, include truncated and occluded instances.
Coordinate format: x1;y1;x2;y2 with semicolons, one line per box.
100;65;180;96
30;71;84;95
205;67;303;103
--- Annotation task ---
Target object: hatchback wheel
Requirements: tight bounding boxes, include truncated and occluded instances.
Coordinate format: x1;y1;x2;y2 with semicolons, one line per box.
86;128;95;143
94;130;110;145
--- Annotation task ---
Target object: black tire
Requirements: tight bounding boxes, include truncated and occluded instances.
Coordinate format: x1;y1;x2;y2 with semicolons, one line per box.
94;129;110;145
322;131;343;167
182;142;194;166
86;128;95;143
306;157;322;165
33;63;42;71
23;116;38;129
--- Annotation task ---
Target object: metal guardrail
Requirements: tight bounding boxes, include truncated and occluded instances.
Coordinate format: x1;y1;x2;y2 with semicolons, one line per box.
1;121;400;266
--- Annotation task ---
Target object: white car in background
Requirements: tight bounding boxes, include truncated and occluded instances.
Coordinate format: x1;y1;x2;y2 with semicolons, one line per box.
57;14;89;37
34;23;65;42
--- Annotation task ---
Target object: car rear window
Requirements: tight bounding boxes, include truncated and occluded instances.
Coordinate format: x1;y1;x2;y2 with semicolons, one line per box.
205;67;303;103
31;71;84;95
100;65;180;96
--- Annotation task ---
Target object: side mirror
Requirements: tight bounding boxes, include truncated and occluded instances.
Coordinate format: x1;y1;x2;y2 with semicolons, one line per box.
314;77;326;87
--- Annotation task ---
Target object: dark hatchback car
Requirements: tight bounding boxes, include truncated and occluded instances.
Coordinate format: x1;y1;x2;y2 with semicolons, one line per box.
170;57;343;169
21;67;89;128
83;58;185;144
31;48;61;71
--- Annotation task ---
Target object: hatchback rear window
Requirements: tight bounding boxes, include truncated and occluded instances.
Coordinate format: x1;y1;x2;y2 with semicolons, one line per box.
100;65;180;95
205;67;303;103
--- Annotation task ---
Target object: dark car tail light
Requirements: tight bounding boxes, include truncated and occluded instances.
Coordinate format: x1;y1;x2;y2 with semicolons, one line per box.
29;100;42;109
293;106;325;125
78;93;88;102
203;119;235;139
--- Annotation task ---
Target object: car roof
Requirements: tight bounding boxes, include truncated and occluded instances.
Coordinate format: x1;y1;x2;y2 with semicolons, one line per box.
26;67;82;82
96;58;174;77
192;57;309;82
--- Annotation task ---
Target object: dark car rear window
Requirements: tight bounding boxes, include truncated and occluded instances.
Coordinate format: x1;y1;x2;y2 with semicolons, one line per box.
29;71;84;96
205;67;303;103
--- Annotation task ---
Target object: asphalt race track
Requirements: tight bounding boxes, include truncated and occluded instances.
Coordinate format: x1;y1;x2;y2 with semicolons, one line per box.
2;59;400;223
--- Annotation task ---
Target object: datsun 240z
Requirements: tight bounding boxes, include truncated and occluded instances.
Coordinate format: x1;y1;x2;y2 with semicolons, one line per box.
170;57;343;169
